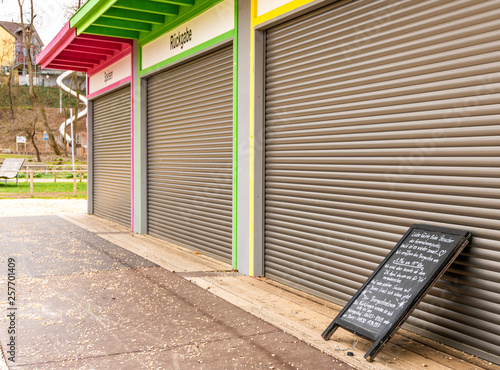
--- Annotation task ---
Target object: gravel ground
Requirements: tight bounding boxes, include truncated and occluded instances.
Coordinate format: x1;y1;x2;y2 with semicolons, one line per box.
0;199;87;217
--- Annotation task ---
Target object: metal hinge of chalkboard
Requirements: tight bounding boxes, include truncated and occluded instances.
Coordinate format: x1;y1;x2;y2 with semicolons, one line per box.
321;224;472;362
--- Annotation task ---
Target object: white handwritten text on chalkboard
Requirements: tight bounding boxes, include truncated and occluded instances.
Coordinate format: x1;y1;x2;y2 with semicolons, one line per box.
341;230;460;336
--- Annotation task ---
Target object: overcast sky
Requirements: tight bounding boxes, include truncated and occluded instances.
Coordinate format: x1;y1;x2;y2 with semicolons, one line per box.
0;0;79;46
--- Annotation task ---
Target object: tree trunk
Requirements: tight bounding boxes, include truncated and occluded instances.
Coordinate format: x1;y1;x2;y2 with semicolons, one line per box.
29;130;41;162
25;59;61;155
26;60;61;155
36;97;62;155
7;71;15;121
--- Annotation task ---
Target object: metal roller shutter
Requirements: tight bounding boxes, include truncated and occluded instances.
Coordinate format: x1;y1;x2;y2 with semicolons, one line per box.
93;87;131;227
264;0;500;360
147;46;233;263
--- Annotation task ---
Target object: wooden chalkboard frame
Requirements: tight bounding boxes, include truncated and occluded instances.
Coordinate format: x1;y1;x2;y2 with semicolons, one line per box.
321;224;472;362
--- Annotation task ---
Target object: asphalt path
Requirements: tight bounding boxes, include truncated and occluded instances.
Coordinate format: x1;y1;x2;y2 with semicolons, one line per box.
0;215;346;369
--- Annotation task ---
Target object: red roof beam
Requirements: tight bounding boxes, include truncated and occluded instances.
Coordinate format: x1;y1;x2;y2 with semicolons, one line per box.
52;57;99;68
47;62;92;72
70;38;124;51
58;50;107;63
64;44;116;57
51;57;98;67
79;33;133;46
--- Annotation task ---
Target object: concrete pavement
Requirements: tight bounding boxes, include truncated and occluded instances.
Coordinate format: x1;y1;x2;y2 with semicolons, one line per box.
0;202;497;370
0;215;345;369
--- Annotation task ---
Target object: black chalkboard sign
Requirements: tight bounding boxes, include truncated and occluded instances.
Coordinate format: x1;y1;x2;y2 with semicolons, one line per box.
322;224;472;362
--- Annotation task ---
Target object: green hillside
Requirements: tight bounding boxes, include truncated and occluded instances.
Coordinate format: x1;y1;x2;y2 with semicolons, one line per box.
0;85;82;108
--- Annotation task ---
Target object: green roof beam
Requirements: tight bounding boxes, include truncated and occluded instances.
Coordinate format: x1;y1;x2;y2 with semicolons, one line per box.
84;25;140;39
102;8;165;24
113;0;179;15
139;0;222;45
93;17;152;32
70;0;117;34
153;0;195;5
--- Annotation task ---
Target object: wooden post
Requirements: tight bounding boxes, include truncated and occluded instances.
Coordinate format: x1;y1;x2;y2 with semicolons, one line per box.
79;172;83;182
29;172;34;197
54;171;57;182
73;171;77;196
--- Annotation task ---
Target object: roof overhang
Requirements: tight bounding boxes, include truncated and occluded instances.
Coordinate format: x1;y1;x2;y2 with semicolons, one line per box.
70;0;222;45
37;0;223;73
36;22;132;72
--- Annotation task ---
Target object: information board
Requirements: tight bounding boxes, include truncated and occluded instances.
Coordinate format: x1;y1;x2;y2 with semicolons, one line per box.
322;224;472;362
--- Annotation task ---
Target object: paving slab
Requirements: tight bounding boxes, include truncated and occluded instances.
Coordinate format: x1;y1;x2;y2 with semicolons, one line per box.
60;215;500;370
0;216;156;277
24;332;341;370
0;215;346;369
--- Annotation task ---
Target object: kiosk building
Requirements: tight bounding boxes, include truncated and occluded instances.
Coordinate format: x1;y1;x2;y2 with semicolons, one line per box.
38;0;500;364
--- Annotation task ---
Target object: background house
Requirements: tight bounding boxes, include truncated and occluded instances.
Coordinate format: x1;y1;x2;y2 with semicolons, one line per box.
0;20;44;85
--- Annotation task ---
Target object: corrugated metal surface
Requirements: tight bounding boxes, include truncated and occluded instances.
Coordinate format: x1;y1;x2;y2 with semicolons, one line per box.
264;0;500;359
92;87;131;227
147;46;233;263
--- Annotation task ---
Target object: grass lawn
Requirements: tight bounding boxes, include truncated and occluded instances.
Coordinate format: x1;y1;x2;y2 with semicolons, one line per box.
18;172;87;180
0;181;87;199
45;159;87;166
0;154;33;159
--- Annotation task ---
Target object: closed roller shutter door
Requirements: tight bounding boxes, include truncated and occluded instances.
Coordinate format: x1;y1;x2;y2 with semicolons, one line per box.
264;0;500;360
93;87;131;228
147;46;233;263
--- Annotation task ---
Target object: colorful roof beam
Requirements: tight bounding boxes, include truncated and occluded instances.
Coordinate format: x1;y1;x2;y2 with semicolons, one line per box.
93;18;153;32
101;8;166;25
71;38;124;51
47;64;88;72
113;0;180;15
157;0;195;5
83;25;140;39
64;45;116;57
58;51;106;64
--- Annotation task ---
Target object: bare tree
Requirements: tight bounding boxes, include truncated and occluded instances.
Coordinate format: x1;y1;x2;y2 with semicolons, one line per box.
6;65;15;121
1;106;42;161
20;110;41;161
64;0;88;20
16;0;62;155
